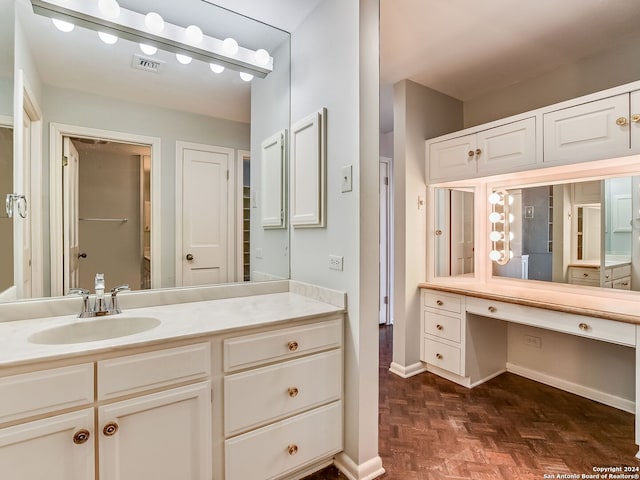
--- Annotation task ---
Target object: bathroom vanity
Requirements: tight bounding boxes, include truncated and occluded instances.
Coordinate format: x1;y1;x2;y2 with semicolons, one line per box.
0;281;345;480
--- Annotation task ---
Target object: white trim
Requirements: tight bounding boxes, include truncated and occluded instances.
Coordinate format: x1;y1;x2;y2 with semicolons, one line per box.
175;141;236;286
334;453;385;480
388;361;427;378
49;123;161;296
237;150;250;282
507;362;635;413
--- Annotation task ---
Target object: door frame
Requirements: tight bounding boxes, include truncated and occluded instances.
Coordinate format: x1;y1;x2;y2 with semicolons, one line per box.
0;115;14;302
50;123;161;296
236;150;250;281
380;157;392;325
175;141;237;286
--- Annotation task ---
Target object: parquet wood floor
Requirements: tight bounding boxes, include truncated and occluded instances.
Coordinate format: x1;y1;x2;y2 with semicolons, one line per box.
303;325;638;480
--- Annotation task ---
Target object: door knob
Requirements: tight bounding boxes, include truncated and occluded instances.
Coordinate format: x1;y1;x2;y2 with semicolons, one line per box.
78;252;87;259
186;253;194;261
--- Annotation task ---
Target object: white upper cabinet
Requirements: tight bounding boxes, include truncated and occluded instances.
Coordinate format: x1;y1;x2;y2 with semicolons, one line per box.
428;117;536;182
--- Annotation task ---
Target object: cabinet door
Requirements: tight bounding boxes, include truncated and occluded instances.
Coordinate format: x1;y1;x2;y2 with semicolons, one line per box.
476;117;536;175
631;90;640;151
0;409;94;480
427;134;476;182
543;94;630;164
99;382;211;480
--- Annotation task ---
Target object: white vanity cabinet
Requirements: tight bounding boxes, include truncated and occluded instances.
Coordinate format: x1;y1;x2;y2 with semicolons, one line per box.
543;90;640;165
223;316;344;480
427;117;536;182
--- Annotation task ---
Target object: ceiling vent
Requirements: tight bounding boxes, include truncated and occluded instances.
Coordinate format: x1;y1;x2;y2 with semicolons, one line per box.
131;54;165;74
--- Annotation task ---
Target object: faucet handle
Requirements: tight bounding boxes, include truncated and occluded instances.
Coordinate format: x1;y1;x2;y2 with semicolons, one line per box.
70;288;92;317
111;284;130;295
110;285;130;314
69;287;90;297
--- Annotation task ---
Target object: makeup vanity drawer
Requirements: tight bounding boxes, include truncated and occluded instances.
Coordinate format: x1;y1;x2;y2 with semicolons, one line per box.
423;311;461;343
423;338;461;375
568;266;600;286
422;291;462;315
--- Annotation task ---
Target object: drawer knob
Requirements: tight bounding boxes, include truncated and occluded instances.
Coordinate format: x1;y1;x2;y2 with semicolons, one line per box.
435;353;443;360
436;300;444;306
103;422;119;437
488;306;497;313
287;341;299;352
583;273;589;277
578;322;589;331
73;429;90;445
287;444;299;456
287;387;299;398
436;324;443;331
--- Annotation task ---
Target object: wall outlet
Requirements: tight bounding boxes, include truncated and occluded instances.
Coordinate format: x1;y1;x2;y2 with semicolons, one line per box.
255;248;263;259
328;255;344;271
341;165;352;193
524;334;542;348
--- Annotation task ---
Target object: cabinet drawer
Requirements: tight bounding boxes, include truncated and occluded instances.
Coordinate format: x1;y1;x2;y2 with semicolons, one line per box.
223;317;342;372
613;277;632;290
224;350;342;437
422;291;462;315
225;401;342;480
569;267;600;282
423;338;461;375
423;311;461;343
98;343;211;400
465;297;636;347
0;364;93;424
612;264;631;280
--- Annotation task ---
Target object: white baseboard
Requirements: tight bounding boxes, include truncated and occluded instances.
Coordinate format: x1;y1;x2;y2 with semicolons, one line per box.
334;452;385;480
507;362;635;413
389;361;427;378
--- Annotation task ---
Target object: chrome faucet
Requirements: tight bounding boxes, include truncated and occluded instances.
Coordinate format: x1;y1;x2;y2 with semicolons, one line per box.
70;274;130;317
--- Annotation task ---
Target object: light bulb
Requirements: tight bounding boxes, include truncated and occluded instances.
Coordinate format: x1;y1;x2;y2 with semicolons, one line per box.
98;32;118;44
223;37;239;55
209;63;224;74
508;195;514;205
52;18;74;32
488;192;501;205
489;231;502;242
489;250;502;261
254;48;270;66
139;44;157;55
509;232;514;241
98;0;120;19
509;250;514;259
489;212;502;223
239;72;253;82
176;54;192;65
145;12;165;33
185;25;203;45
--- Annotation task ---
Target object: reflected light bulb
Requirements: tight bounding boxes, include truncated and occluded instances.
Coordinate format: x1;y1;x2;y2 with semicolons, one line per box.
176;54;192;65
488;192;501;205
185;25;203;45
509;232;514;241
223;37;239;55
489;250;502;261
489;231;502;242
209;63;224;74
52;18;74;32
508;213;515;223
98;0;120;19
254;48;270;66
239;72;254;82
98;32;118;44
139;44;157;55
489;212;502;223
145;12;165;33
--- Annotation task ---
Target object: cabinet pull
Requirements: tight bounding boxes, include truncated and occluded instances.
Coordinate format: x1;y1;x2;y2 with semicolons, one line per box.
436;300;444;306
287;387;299;398
583;272;589;277
287;341;299;352
73;429;90;445
467;150;474;158
435;353;443;360
103;422;119;437
488;306;497;313
436;324;443;331
287;444;299;456
621;282;629;286
475;148;482;156
632;114;640;123
616;117;628;126
435;229;443;236
578;322;589;331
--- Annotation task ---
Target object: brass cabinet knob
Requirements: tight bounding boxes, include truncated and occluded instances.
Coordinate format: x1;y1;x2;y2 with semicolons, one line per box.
475;148;482;156
435;353;443;360
73;429;90;445
436;324;443;331
436;300;443;306
578;322;589;331
632;114;640;123
488;306;497;313
287;444;299;456
435;229;443;236
287;341;299;352
287;387;299;398
186;253;194;261
583;272;589;277
616;117;628;126
103;422;119;437
621;282;629;287
468;150;474;157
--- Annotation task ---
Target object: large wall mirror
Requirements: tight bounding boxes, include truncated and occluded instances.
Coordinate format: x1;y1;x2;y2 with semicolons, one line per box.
4;0;291;303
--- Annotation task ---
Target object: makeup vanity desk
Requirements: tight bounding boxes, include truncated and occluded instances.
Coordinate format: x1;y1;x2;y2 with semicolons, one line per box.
418;280;640;457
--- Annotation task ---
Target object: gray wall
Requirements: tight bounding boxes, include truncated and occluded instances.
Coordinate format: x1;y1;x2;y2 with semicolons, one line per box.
521;186;552;281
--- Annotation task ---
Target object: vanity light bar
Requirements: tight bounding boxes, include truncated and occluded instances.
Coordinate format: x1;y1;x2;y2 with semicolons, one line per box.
30;0;274;78
489;189;512;266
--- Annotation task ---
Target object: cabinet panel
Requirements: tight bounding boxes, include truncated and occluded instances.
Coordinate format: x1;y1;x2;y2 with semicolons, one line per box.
422;291;462;314
543;95;630;164
476;117;536;175
224;349;342;437
99;382;212;480
422;338;461;375
0;408;94;480
225;401;342;480
428;134;476;182
423;311;461;343
0;363;93;424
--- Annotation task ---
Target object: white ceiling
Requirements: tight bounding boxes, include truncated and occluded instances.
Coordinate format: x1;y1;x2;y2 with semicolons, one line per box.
380;0;640;133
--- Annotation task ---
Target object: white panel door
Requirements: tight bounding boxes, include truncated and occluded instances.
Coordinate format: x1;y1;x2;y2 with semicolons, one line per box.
0;409;94;480
543;94;630;164
476;117;536;175
99;382;211;480
180;143;234;286
63;137;80;292
427;134;476;182
450;189;474;275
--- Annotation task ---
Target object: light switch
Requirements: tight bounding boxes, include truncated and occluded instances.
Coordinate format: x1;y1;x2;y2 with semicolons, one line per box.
341;165;352;193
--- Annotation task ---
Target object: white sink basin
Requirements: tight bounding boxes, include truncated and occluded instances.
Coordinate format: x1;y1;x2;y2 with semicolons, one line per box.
28;316;161;345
